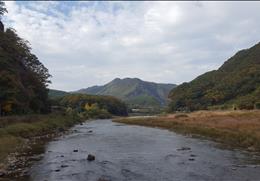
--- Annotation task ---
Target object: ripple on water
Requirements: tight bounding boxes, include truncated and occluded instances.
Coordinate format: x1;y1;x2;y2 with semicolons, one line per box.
29;119;260;181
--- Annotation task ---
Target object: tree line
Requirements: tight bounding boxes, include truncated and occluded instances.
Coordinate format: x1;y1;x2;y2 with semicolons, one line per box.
0;1;51;115
0;1;128;117
58;94;128;117
168;42;260;112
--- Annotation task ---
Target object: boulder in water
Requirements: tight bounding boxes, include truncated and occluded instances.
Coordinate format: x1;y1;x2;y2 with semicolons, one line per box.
177;147;191;151
61;165;68;168
87;154;95;161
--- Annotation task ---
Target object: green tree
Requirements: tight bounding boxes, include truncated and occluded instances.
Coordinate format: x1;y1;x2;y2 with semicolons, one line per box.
60;94;128;116
0;27;51;115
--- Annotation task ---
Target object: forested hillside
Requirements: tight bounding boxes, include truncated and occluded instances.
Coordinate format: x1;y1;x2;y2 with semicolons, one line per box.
0;2;51;115
169;42;260;111
49;89;69;98
78;78;176;107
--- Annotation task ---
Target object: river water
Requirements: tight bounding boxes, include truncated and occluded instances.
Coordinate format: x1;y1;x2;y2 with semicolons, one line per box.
30;119;260;181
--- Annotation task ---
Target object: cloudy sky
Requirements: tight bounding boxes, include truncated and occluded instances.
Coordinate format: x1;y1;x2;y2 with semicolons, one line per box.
3;1;260;91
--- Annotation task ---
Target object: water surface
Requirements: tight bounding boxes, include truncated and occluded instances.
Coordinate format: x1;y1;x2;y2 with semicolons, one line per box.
30;119;260;181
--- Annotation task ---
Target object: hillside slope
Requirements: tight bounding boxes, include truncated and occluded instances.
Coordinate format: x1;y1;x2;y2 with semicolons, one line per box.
48;89;69;99
169;42;260;111
77;78;176;107
0;24;51;115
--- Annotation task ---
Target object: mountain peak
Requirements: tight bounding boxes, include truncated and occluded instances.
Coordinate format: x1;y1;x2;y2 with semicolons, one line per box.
77;78;176;107
112;77;142;82
112;78;121;81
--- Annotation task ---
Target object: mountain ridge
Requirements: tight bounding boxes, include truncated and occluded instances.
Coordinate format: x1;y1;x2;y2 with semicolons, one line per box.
77;78;176;107
168;42;260;111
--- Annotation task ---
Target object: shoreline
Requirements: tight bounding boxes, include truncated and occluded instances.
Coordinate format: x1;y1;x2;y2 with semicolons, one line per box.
113;110;260;153
0;114;85;180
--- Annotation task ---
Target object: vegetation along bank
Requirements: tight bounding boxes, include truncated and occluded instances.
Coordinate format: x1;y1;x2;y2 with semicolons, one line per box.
114;111;260;152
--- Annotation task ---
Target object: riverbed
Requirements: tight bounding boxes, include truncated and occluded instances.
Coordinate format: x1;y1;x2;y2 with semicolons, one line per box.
29;119;260;181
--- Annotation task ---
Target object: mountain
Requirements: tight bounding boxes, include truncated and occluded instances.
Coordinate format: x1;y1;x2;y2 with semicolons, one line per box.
48;89;69;99
77;78;176;107
169;42;260;111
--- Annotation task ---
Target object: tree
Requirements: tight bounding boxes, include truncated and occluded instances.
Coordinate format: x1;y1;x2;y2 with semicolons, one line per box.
60;94;128;116
0;0;7;17
0;0;7;32
0;28;51;115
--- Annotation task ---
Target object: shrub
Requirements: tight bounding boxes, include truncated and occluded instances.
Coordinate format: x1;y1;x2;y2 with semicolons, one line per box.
255;102;260;109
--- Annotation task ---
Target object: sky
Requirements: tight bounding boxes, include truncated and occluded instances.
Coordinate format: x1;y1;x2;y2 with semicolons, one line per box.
3;1;260;91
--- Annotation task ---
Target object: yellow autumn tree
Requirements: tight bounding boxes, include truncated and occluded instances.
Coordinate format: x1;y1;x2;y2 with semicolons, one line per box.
2;101;12;113
84;103;99;111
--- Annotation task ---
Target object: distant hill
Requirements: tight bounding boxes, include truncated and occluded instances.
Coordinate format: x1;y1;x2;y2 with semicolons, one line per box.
77;78;176;107
169;42;260;111
48;89;69;99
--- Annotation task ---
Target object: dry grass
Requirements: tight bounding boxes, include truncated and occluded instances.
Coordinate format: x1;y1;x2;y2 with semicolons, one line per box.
114;110;260;152
0;114;83;167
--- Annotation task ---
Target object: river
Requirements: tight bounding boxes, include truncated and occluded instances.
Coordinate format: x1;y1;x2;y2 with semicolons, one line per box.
29;119;260;181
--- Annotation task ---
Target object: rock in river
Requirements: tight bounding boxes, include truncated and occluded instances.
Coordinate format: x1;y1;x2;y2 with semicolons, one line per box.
87;154;95;161
61;165;69;168
0;170;6;177
177;147;191;151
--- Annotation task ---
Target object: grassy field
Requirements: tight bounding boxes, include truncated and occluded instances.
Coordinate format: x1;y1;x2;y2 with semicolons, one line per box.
114;110;260;152
0;113;83;170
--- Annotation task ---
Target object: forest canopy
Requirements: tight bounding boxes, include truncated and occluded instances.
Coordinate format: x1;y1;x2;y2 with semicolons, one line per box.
0;1;51;115
168;42;260;111
59;94;128;117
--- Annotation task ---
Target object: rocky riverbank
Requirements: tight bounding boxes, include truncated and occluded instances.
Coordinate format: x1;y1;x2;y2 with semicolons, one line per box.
0;114;84;180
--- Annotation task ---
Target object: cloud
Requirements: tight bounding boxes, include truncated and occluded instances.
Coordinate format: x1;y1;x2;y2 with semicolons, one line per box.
3;1;260;91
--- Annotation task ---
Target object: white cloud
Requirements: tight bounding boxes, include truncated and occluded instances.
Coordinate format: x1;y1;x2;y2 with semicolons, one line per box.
3;1;260;91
